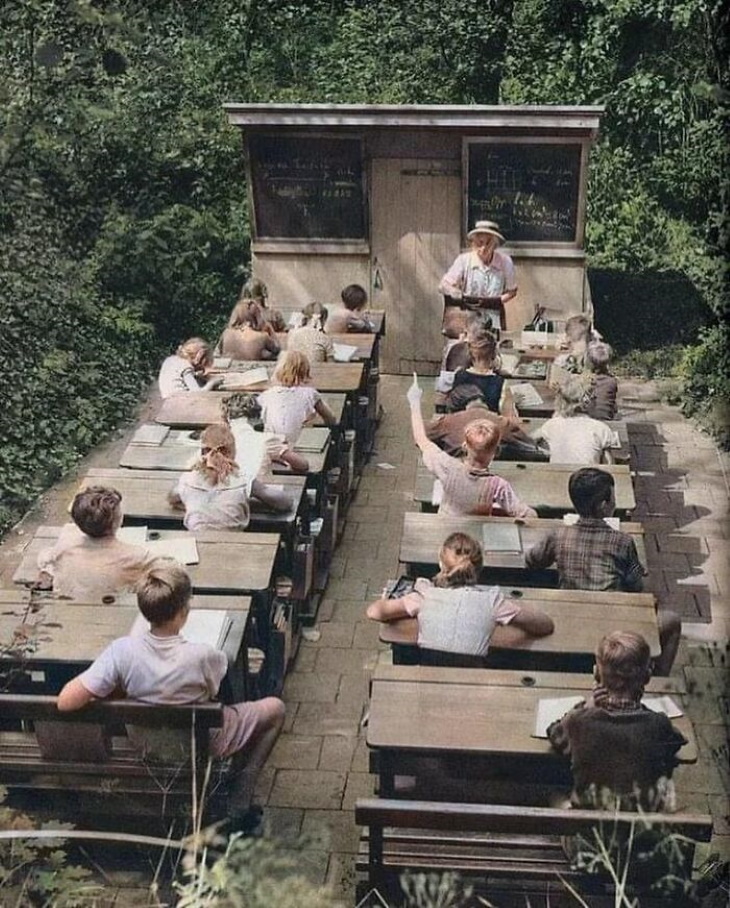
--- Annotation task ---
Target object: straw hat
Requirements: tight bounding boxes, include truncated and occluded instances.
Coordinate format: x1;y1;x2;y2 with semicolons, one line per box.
467;220;505;243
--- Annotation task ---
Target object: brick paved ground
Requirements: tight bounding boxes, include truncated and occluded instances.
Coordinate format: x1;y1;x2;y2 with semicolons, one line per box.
0;374;727;904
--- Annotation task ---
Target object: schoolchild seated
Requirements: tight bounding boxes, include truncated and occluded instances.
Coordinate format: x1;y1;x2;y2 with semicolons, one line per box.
408;375;536;518
57;559;285;832
35;486;156;600
548;630;686;812
366;532;553;657
169;424;292;531
326;283;374;334
532;374;616;464
584;340;619;421
524;467;681;674
158;338;222;399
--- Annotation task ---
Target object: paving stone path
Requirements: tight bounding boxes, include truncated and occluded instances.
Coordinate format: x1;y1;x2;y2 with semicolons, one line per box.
0;374;727;904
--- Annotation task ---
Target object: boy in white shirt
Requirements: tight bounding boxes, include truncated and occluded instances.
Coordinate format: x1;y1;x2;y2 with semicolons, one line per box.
57;560;285;832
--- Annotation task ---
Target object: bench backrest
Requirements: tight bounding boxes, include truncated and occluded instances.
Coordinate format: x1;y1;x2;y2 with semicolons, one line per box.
1;694;223;763
356;798;713;866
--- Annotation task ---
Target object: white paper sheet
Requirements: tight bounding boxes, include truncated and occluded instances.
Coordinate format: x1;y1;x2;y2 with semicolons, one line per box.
333;343;358;363
146;536;199;565
563;514;621;531
132;608;231;649
533;694;683;738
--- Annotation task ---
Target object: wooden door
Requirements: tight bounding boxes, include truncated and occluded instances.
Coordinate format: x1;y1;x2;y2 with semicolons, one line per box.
370;159;461;375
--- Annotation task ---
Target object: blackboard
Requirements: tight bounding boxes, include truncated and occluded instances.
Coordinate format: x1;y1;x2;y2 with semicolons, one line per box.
249;135;366;240
467;142;582;243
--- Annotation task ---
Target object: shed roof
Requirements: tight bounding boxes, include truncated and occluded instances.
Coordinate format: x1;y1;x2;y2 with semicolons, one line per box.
224;103;604;135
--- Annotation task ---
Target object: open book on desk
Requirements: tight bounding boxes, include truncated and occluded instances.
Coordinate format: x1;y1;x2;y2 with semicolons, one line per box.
509;382;544;409
563;514;621;531
533;695;684;738
132;608;232;650
131;424;170;446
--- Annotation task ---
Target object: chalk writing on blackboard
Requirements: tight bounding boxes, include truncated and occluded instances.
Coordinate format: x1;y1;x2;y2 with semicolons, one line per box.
249;135;366;240
467;143;581;243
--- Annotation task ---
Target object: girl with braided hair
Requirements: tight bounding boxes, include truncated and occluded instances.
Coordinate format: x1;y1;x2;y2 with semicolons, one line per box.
168;424;291;531
366;533;553;657
287;302;335;363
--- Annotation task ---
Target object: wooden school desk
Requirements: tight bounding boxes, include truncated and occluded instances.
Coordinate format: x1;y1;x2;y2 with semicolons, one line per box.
413;460;636;517
11;526;281;599
434;379;555;417
367;665;697;798
277;307;386;338
0;594;250;700
213;361;364;396
155;391;349;430
275;332;378;364
398;512;647;574
378;586;660;672
120;426;333;491
76;468;306;548
495;419;630;464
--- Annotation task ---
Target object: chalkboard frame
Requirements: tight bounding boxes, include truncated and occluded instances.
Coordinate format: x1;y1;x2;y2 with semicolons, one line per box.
462;137;589;247
245;131;369;244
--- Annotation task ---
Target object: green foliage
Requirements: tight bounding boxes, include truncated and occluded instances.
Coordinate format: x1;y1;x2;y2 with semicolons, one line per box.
677;323;730;447
175;834;344;907
0;785;100;906
0;0;728;534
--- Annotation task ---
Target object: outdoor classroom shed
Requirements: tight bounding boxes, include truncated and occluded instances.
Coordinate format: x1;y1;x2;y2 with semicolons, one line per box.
224;103;604;375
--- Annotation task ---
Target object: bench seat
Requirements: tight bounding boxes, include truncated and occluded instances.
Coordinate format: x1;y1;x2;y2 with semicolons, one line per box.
0;694;228;827
355;798;713;906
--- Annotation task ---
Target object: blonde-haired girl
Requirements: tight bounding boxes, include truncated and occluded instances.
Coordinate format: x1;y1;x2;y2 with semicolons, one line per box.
366;532;553;657
287;302;334;363
257;352;337;469
220;300;280;361
408;376;536;518
169;424;291;530
158;338;222;399
531;374;615;464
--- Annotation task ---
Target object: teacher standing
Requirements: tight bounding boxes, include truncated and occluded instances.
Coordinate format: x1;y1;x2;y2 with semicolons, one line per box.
439;220;517;331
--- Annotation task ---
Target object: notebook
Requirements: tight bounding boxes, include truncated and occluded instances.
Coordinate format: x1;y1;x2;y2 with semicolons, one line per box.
481;522;522;553
431;480;444;507
131;424;170;446
333;343;358;363
509;382;544;408
222;367;269;389
117;526;149;546
132;608;232;650
533;695;683;738
295;427;330;452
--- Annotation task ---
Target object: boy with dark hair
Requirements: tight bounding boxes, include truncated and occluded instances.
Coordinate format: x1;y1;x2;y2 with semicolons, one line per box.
525;468;681;674
35;486;156;600
58;559;285;831
327;283;374;333
547;631;686;811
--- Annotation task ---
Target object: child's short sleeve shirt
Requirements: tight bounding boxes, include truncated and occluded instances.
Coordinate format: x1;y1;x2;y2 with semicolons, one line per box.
172;471;250;531
79;632;227;704
258;386;321;445
158;355;201;399
396;578;521;656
